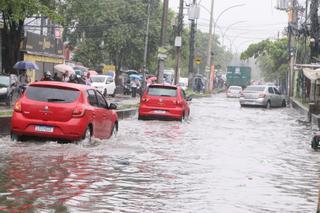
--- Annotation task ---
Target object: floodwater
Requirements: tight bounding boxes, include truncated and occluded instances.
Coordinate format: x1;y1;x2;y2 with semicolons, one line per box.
0;94;319;212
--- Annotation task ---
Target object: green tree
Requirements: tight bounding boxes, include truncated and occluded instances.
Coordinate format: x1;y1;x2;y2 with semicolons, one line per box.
0;0;62;73
240;38;288;82
63;0;163;80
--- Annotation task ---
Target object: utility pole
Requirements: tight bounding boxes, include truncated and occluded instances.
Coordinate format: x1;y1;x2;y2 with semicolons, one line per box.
142;0;151;89
174;0;184;85
188;0;197;88
288;0;298;97
157;0;169;84
206;0;215;92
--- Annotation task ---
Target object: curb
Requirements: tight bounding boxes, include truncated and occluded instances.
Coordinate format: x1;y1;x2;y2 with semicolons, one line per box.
0;108;138;136
290;97;320;129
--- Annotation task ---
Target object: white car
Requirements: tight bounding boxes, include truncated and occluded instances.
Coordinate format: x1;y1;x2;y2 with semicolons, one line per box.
227;86;242;98
91;75;116;97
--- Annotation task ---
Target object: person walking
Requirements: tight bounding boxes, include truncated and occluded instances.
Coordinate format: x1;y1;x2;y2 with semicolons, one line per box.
131;78;139;98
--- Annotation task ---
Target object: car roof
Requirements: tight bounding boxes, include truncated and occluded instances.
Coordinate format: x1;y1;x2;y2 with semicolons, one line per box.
29;81;92;91
149;84;179;89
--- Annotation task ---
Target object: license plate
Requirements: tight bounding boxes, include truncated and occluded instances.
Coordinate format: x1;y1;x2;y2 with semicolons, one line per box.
154;110;166;114
35;125;54;133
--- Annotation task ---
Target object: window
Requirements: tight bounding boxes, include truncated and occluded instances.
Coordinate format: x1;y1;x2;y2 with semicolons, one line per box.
245;86;265;92
87;89;98;106
96;91;107;108
148;86;177;97
268;87;274;94
26;86;80;103
273;87;281;95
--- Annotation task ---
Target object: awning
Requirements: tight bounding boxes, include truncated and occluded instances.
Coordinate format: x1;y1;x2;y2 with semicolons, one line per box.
303;68;320;81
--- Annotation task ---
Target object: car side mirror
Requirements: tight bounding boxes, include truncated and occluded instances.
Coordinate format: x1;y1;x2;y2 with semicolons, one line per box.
186;96;192;101
108;103;117;110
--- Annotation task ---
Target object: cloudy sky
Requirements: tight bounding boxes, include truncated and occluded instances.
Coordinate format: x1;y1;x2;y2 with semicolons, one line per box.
169;0;290;53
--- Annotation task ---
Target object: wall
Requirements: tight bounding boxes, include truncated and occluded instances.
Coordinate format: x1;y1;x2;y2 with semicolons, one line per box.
24;54;64;81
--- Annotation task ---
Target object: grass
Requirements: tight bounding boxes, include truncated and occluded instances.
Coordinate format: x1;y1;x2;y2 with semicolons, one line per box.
0;110;12;117
117;103;139;110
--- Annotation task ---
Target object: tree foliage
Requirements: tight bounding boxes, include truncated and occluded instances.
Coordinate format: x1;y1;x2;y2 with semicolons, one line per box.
240;38;288;82
63;0;162;80
0;0;62;73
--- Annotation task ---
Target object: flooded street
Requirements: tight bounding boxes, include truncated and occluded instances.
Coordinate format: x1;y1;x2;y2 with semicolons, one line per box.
0;94;319;212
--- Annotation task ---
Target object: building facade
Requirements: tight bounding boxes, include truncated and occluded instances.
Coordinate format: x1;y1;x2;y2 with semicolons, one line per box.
22;31;64;81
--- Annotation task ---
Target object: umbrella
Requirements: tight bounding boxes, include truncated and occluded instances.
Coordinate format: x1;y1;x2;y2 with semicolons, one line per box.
13;61;39;70
147;76;157;85
129;74;142;80
54;64;75;75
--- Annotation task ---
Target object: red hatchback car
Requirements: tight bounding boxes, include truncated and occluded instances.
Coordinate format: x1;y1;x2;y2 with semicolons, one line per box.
11;81;118;142
138;84;192;121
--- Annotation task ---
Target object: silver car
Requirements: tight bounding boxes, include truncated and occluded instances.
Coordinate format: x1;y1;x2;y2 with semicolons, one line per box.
239;85;286;108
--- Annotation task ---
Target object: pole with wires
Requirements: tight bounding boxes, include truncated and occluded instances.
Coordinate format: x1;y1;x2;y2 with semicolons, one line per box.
157;0;169;84
142;0;151;90
174;0;184;85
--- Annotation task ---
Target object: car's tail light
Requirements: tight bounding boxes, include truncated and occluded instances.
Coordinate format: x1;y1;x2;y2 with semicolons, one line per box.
259;93;266;98
142;98;149;102
72;105;86;118
173;100;182;105
14;101;22;112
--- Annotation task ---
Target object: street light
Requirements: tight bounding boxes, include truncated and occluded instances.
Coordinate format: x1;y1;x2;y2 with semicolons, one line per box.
221;20;247;46
207;3;246;91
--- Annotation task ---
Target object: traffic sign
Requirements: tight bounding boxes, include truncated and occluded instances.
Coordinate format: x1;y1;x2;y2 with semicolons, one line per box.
195;57;201;64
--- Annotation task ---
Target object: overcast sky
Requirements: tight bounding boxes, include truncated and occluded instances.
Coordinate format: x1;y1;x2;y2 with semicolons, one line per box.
169;0;290;53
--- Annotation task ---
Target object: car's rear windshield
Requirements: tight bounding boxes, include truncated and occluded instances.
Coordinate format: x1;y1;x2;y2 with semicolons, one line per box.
0;76;9;87
244;86;265;92
148;86;177;97
91;76;106;83
26;86;80;103
229;86;241;90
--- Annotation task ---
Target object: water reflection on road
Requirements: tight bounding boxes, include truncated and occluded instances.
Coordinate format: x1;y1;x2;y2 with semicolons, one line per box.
0;94;319;212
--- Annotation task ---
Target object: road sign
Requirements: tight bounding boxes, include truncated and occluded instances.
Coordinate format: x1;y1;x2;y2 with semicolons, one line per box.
195;57;201;64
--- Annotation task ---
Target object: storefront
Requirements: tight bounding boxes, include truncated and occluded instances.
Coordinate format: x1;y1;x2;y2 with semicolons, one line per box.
22;31;64;81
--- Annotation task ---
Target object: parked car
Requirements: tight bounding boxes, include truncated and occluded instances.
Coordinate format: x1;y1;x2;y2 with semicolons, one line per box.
227;86;242;98
138;84;192;121
239;85;286;108
90;75;116;97
11;81;118;142
0;74;16;106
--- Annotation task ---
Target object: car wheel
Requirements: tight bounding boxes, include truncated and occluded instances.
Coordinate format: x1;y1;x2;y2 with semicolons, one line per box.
103;89;107;97
111;89;116;97
312;137;319;150
265;101;271;109
79;126;91;145
282;99;286;107
6;95;12;106
111;123;118;137
11;132;22;142
138;114;144;120
179;112;185;122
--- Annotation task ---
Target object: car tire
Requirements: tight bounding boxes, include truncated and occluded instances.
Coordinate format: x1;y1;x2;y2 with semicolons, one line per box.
11;132;22;142
103;89;107;97
79;126;91;144
282;99;286;107
6;95;12;106
312;137;319;150
111;89;116;97
138;114;143;120
265;101;271;109
111;123;118;137
179;112;185;122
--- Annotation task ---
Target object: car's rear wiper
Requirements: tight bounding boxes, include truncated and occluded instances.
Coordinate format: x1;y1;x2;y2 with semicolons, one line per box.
47;98;66;102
